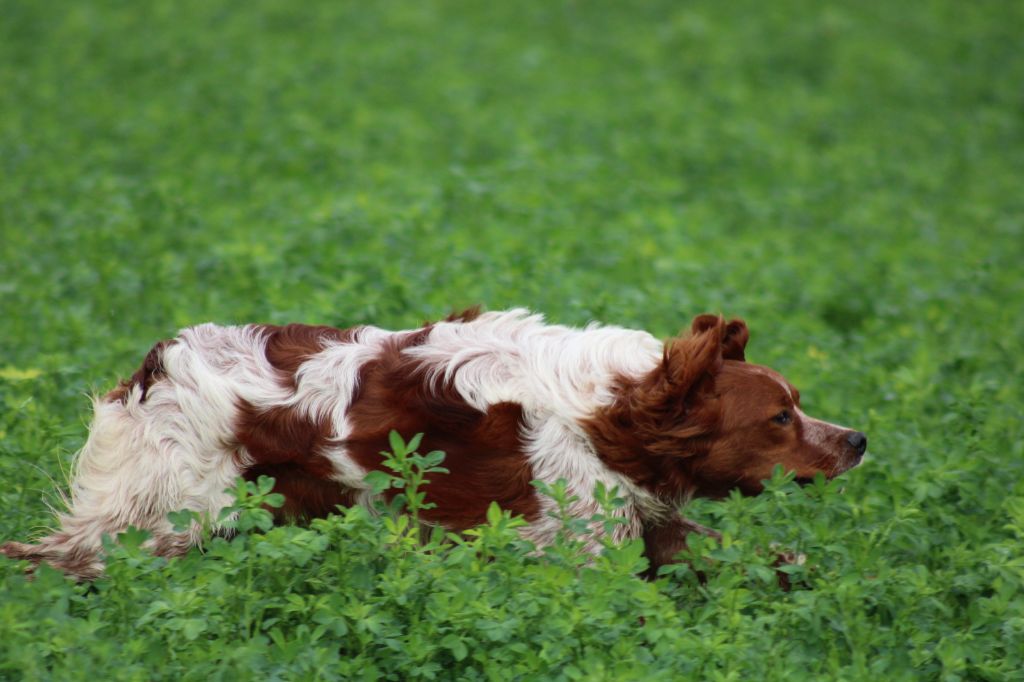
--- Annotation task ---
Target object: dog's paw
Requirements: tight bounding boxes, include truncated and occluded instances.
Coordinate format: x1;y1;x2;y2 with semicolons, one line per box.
771;547;807;591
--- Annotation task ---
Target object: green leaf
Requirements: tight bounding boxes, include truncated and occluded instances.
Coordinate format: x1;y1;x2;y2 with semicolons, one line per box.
182;619;206;641
364;470;395;494
167;509;197;532
486;501;503;526
441;634;468;662
407;432;424;453
256;475;277;495
388;430;406;457
116;526;152;550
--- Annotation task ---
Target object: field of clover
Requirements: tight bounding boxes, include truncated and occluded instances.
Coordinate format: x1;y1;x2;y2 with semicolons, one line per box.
1;0;1022;679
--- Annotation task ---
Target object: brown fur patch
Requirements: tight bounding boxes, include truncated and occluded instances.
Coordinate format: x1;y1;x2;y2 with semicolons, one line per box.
235;401;334;475
344;331;540;529
441;305;483;324
234;400;346;518
256;323;359;385
231;324;365;521
150;534;195;559
106;339;175;403
1;538;102;581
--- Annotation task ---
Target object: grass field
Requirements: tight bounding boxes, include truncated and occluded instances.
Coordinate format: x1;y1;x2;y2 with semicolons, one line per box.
2;0;1023;679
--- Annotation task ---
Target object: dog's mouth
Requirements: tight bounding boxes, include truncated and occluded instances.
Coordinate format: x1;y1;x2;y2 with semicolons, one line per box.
794;456;861;486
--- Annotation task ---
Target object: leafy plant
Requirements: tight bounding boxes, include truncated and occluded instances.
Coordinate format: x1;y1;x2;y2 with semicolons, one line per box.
364;431;450;537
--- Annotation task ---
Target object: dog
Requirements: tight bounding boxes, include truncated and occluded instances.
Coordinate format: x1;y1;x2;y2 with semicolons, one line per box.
1;308;866;579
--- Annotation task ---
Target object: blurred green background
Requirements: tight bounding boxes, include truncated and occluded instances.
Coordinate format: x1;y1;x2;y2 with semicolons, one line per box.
1;0;1022;678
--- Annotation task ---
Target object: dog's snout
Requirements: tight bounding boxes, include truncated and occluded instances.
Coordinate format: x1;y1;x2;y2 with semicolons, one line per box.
846;431;867;456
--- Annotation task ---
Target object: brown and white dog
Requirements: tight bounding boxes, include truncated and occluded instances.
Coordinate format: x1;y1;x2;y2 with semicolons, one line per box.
1;308;865;579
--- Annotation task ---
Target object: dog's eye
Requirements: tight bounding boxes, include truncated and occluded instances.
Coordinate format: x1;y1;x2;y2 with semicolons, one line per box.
772;410;791;425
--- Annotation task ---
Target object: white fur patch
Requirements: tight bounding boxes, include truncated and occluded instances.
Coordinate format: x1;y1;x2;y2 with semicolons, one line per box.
796;407;850;449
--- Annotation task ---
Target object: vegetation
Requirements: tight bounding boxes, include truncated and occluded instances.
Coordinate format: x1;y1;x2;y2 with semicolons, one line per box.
1;0;1022;678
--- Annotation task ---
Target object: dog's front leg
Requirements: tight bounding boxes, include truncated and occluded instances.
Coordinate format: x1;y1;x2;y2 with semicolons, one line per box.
641;515;805;589
640;514;721;580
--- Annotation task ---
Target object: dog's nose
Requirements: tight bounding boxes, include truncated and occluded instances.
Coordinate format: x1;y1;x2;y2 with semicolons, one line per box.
846;431;867;456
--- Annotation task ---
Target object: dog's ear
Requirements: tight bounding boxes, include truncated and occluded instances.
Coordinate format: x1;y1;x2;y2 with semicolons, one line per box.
663;316;725;398
688;313;721;336
617;318;726;459
722;319;748;362
614;315;748;459
687;314;748;362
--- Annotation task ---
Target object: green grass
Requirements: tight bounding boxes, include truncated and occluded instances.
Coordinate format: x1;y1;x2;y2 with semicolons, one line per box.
1;0;1023;679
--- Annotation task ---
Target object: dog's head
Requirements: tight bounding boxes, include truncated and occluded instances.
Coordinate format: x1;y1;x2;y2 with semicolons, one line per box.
597;314;866;498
